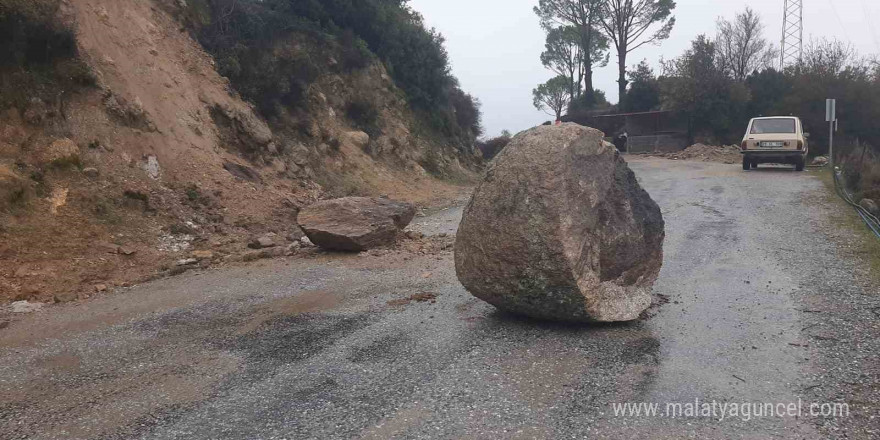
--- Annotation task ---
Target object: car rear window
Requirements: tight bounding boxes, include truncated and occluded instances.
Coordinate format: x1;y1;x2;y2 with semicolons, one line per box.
750;119;796;134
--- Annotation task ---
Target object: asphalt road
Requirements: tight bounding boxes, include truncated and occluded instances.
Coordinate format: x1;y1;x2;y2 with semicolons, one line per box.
2;157;878;439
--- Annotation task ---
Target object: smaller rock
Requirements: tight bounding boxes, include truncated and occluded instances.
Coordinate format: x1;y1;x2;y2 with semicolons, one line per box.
94;284;108;292
249;234;276;249
82;167;100;178
54;292;78;303
10;301;44;313
287;228;305;242
343;131;370;150
286;241;302;255
192;250;214;260
41;138;80;166
812;156;829;166
176;258;198;266
859;198;880;217
118;246;137;256
301;236;314;247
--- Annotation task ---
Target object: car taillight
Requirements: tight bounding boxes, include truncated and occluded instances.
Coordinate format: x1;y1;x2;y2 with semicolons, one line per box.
741;141;748;150
797;140;804;150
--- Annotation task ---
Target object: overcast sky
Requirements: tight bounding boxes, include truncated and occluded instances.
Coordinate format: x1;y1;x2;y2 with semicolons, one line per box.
409;0;880;138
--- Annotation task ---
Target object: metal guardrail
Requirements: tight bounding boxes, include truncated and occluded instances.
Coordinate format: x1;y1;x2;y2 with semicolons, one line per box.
832;167;880;239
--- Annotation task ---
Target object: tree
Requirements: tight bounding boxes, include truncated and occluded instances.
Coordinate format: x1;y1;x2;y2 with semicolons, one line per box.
533;76;573;120
534;0;609;100
715;7;776;82
540;26;584;98
625;60;660;112
660;35;742;142
598;0;676;108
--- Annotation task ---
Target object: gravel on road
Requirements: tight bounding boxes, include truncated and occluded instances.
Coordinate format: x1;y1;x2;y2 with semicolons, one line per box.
1;157;877;439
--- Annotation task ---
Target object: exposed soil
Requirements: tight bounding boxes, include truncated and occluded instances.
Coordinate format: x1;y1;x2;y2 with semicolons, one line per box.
0;0;478;306
649;143;743;164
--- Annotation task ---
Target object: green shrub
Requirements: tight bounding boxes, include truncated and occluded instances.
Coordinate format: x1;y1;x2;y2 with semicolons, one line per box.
346;96;380;137
0;0;93;109
178;0;481;147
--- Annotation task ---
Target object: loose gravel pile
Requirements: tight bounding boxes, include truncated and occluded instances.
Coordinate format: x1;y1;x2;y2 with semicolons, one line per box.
660;143;743;164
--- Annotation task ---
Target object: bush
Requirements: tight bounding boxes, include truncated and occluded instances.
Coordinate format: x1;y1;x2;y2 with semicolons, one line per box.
0;0;93;109
346;96;380;137
178;0;481;145
477;133;512;160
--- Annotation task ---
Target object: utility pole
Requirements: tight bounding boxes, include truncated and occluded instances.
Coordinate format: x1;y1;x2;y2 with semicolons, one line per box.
827;99;836;168
781;0;804;70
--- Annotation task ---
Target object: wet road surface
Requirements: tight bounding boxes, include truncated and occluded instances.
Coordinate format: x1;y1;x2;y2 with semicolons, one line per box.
2;157;876;439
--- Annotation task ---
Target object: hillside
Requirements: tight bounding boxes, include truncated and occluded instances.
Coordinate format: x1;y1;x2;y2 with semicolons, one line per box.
0;0;482;304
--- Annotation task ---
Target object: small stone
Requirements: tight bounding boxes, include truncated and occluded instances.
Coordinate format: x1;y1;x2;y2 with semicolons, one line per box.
249;235;276;249
82;167;100;178
118;246;136;256
94;284;108;292
176;258;198;266
192;250;214;260
10;301;45;313
41;138;80;166
54;292;78;303
301;236;314;247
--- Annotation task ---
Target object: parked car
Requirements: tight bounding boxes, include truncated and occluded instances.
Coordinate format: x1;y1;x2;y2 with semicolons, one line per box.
740;116;809;171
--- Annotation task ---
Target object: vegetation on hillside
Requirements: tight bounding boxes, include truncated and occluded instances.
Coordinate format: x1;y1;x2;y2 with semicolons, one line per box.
175;0;482;148
0;0;93;110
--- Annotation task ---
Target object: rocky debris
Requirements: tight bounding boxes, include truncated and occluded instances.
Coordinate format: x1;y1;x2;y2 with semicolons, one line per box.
659;143;742;164
53;292;78;303
297;197;416;251
812;156;829;166
210;103;274;153
176;258;198;266
455;123;665;323
223;161;262;183
241;247;287;262
342;131;370;150
40;138;80;166
248;234;277;249
191;250;214;260
859;198;880;217
141;155;161;179
82;167;100;178
10;301;45;313
94;284;108;292
118;246;137;256
301;236;314;247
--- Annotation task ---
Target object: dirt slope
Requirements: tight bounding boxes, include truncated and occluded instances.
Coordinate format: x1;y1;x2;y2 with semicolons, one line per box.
0;0;477;305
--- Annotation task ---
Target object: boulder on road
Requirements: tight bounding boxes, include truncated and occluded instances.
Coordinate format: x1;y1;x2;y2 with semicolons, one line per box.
297;197;416;251
812;156;828;166
455;123;665;323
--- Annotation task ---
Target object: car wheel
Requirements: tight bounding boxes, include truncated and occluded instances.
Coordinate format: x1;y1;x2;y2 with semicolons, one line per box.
795;157;805;171
750;161;758;169
742;157;750;171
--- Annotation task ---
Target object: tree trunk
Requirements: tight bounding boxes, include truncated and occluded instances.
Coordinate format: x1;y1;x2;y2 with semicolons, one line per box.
617;49;628;110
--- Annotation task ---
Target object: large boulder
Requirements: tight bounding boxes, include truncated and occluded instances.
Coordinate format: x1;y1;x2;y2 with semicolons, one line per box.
297;197;416;251
455;123;665;322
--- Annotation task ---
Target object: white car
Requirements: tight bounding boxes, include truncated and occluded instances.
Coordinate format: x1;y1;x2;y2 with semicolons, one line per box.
741;116;809;171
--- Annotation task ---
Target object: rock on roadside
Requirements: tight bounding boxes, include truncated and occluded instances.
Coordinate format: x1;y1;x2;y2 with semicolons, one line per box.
454;123;665;322
297;197;416;251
